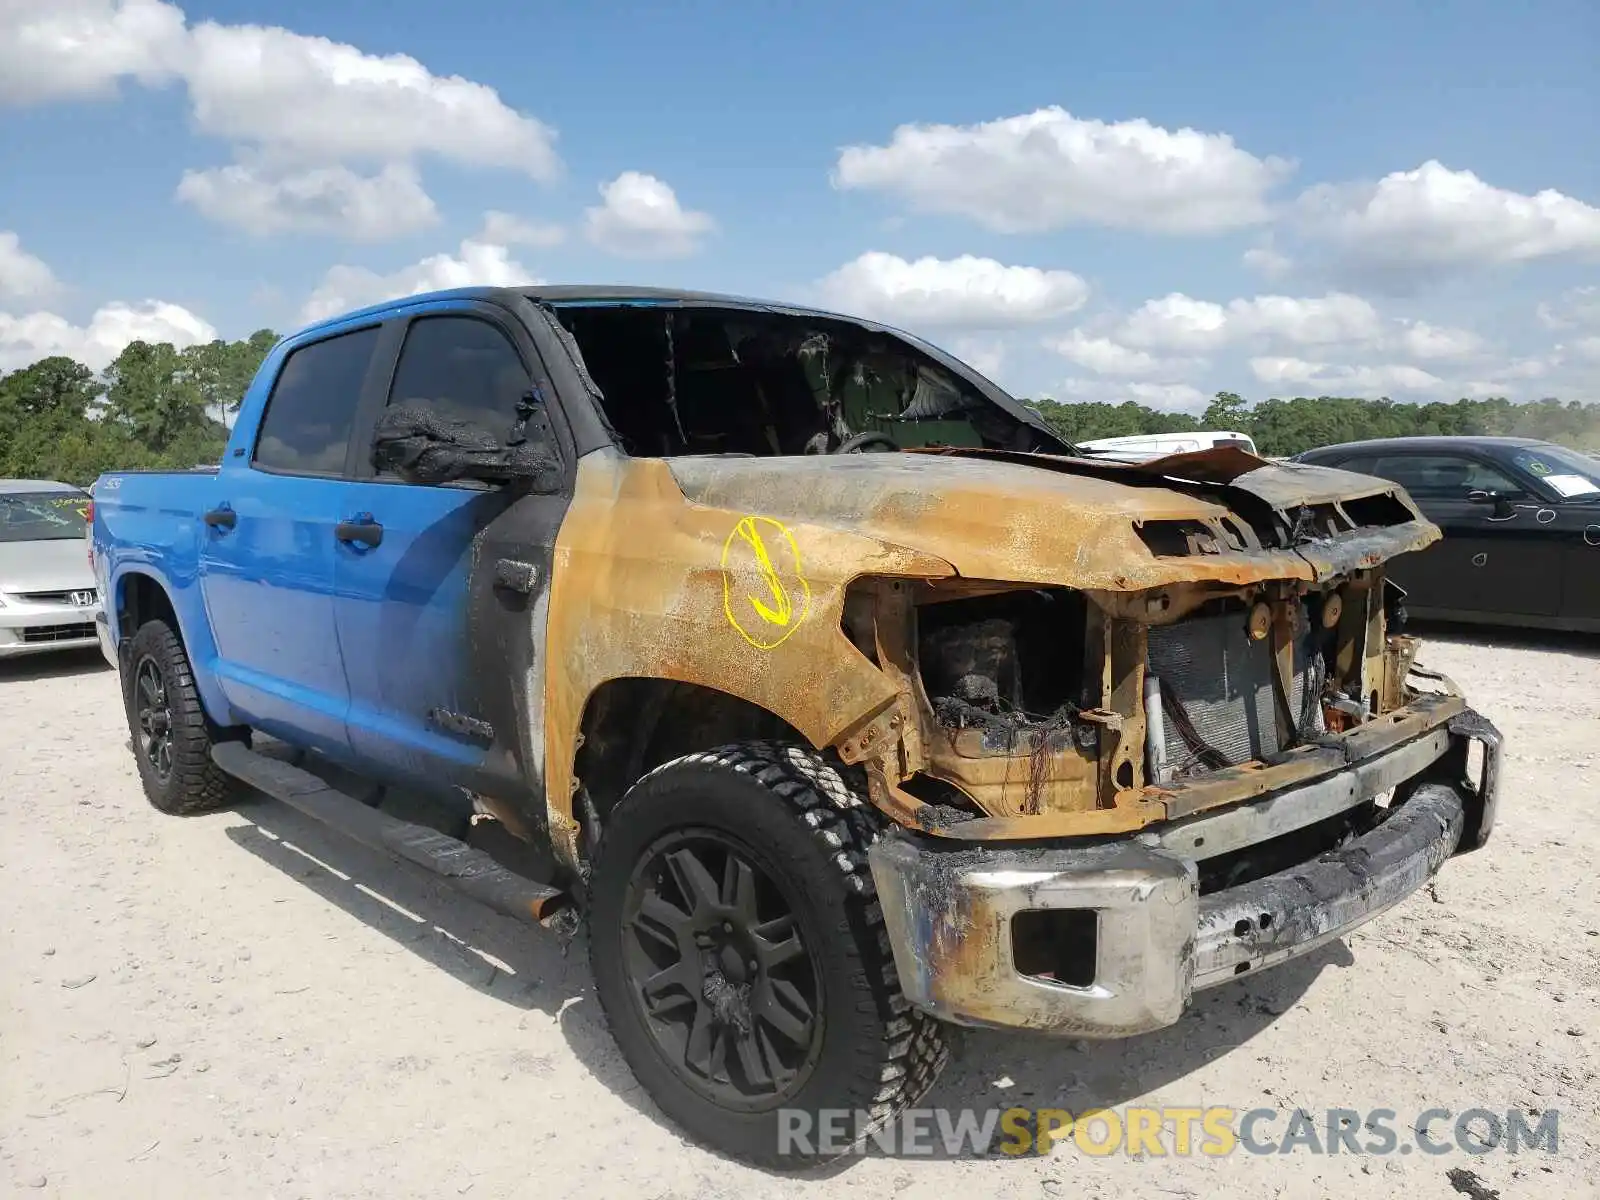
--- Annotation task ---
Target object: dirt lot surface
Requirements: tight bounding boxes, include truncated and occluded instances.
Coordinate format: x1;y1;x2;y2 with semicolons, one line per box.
2;630;1597;1199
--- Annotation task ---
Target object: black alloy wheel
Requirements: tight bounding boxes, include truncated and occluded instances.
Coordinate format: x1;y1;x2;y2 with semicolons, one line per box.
134;654;174;782
123;618;243;815
622;828;824;1108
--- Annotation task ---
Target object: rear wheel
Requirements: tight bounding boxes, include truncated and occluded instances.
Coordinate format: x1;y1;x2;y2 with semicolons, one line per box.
587;742;949;1168
123;619;242;815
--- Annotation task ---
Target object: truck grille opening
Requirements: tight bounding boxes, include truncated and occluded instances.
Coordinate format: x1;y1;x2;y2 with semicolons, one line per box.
1147;607;1324;774
1136;519;1224;557
21;622;96;643
1012;909;1098;987
917;587;1088;735
1342;492;1412;528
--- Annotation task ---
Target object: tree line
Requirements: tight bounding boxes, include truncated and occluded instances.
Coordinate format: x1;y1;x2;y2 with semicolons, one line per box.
0;332;278;485
1031;392;1600;457
2;336;1597;486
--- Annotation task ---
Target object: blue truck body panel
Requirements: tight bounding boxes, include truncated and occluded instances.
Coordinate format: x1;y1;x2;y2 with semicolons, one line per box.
92;470;241;729
90;291;526;789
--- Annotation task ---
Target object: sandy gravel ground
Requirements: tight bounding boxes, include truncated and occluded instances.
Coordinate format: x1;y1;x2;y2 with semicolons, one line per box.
2;628;1597;1199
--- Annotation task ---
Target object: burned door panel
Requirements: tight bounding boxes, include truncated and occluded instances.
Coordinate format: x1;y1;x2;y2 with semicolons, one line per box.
462;487;572;834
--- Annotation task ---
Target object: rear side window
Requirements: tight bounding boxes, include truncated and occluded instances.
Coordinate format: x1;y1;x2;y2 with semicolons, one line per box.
385;316;530;438
254;327;379;475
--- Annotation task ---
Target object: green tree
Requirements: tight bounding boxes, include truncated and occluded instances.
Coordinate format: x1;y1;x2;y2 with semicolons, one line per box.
1018;391;1600;457
183;329;279;415
101;340;208;453
1202;391;1249;430
0;357;104;479
1031;398;1200;445
0;329;278;485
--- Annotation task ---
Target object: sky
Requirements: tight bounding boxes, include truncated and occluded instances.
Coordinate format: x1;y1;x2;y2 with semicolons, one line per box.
1;0;1598;412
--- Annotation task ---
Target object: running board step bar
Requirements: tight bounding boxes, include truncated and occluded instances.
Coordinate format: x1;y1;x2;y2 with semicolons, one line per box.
211;741;568;926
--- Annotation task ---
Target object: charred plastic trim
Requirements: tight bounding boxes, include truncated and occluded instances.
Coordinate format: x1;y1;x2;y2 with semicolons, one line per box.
1192;782;1463;987
1441;707;1503;853
866;706;1499;1037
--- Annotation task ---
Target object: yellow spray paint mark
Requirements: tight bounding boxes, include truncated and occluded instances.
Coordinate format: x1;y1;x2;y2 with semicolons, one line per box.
721;515;812;649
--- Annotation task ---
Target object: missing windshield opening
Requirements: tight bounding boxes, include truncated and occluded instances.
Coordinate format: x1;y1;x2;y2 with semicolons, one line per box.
550;305;1044;458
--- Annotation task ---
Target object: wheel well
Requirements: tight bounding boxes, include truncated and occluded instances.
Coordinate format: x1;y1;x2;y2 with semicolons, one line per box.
118;573;178;642
574;679;808;821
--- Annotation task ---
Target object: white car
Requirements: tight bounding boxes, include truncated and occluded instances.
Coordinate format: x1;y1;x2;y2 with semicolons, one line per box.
1074;430;1259;463
0;479;102;661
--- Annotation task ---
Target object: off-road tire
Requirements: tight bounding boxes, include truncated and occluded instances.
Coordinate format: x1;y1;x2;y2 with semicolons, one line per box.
587;741;949;1168
123;619;243;816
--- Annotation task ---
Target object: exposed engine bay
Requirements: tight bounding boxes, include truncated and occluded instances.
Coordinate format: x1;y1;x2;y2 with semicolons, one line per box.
871;569;1431;892
551;304;1055;458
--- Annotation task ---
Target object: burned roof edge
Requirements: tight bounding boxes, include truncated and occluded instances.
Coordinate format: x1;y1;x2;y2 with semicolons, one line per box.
291;284;1071;451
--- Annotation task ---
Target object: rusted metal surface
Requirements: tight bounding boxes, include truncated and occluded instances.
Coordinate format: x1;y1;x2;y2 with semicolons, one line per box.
869;830;1199;1035
668;450;1439;592
540;441;1452;869
542;449;952;865
916;691;1468;840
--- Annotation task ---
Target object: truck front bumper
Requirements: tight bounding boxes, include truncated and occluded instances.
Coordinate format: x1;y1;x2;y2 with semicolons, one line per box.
868;706;1502;1037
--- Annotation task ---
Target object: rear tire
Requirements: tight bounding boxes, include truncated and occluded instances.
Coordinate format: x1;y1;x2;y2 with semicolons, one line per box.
587;741;949;1168
123;619;243;815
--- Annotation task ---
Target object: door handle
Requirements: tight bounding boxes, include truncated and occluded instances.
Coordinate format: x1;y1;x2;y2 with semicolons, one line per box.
335;517;384;548
203;506;236;530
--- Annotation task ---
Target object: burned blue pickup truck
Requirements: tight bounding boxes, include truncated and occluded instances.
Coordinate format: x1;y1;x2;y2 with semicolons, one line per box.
91;285;1503;1165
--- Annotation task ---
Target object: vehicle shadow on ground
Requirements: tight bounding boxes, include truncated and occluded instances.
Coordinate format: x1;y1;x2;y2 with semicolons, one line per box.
0;647;111;684
224;791;1340;1177
1409;619;1600;660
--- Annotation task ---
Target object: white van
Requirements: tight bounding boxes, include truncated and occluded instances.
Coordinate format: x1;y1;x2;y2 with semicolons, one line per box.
1073;430;1258;463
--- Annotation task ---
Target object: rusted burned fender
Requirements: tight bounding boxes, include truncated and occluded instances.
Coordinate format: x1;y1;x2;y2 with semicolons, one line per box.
665;448;1438;592
867;707;1501;1036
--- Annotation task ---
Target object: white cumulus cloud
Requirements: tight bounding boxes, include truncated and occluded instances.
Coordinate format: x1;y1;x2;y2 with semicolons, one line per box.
815;251;1089;329
1296;161;1600;278
1046;330;1165;376
1;229;215;370
584;172;714;259
480;211;566;249
1397;321;1482;361
1125;382;1208;411
833;106;1292;234
182;20;559;179
947;337;1007;382
0;0;187;104
1249;356;1445;394
1568;336;1600;363
0;299;216;371
1;3;561;241
1117;292;1384;352
0;230;61;301
1242;239;1294;280
175;161;439;240
1538;285;1600;331
301;216;543;323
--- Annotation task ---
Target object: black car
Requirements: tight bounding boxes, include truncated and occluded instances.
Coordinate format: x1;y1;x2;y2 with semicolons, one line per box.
1293;436;1600;632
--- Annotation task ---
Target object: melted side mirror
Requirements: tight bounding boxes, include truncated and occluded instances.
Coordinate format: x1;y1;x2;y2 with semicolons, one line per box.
372;400;560;490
